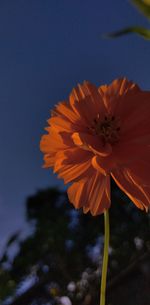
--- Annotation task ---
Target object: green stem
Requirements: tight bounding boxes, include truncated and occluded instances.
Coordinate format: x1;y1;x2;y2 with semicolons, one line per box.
100;210;110;305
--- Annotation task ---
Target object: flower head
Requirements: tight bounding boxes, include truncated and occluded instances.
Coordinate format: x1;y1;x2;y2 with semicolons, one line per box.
40;78;150;215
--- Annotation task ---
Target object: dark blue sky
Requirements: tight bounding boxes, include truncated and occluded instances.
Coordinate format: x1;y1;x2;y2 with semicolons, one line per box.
0;0;149;248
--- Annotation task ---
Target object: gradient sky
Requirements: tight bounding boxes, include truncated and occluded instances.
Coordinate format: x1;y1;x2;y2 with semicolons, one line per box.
0;0;150;250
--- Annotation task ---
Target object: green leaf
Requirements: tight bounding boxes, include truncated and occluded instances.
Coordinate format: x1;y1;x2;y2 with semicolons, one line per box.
131;0;150;19
105;26;150;40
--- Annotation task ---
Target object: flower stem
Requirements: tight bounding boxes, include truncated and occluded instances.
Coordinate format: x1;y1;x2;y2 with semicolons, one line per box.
100;210;110;305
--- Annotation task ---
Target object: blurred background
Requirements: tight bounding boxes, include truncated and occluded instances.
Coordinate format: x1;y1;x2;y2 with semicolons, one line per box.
0;0;150;304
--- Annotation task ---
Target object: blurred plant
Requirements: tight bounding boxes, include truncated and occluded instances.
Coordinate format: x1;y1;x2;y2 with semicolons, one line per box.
0;184;150;305
106;0;150;39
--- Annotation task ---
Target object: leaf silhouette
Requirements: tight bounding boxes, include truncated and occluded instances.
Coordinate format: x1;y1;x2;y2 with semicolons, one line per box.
105;26;150;40
131;0;150;19
6;231;20;248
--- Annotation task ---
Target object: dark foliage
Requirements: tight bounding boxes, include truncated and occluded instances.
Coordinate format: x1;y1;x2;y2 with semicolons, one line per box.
0;184;150;305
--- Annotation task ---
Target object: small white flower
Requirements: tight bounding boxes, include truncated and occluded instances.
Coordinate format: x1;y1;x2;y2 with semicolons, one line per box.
59;296;72;305
67;281;76;292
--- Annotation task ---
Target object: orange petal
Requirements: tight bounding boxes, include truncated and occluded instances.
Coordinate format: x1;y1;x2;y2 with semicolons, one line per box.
56;159;92;184
87;173;111;216
113;140;150;166
98;78;139;113
72;132;112;156
43;153;55;168
92;155;116;175
40;128;73;153
60;147;93;164
53;148;92;173
82;81;106;115
122;128;150;145
40;133;65;154
126;162;150;186
67;170;111;215
111;168;150;211
48;116;74;132
54;100;80;123
125;169;150;207
69;82;106;126
114;93;150;145
120;94;150;143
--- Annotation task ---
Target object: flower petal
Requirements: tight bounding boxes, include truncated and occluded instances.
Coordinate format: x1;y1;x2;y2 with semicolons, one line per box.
54;148;92;173
59;147;93;164
92;155;116;175
43;153;55;168
111;168;150;211
69;82;106;126
48;116;74;132
82;81;106;115
56;159;92;184
113;140;150;166
54;100;80;123
98;78;139;113
126;161;150;186
67;170;111;215
120;92;150;142
40;128;73;153
72;132;112;156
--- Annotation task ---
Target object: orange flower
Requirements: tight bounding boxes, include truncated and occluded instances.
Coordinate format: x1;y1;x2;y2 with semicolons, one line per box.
40;78;150;215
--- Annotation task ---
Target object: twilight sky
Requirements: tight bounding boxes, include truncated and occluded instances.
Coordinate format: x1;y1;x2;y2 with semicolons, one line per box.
0;0;149;250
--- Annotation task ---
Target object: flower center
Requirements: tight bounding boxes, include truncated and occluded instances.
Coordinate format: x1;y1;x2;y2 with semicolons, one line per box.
90;114;120;145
